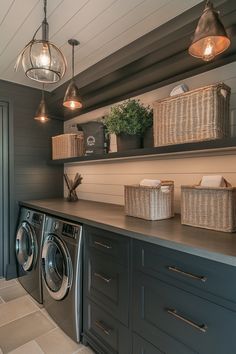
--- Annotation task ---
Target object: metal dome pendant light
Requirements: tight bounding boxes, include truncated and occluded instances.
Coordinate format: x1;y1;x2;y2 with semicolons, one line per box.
34;85;50;123
63;39;82;110
189;0;230;61
15;0;66;84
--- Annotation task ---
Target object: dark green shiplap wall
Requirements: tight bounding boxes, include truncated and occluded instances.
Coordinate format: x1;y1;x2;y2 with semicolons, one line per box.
0;79;63;278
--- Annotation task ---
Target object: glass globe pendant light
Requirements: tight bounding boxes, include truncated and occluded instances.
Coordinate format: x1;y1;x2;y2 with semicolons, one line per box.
15;0;66;84
34;85;50;123
63;39;82;110
188;1;230;62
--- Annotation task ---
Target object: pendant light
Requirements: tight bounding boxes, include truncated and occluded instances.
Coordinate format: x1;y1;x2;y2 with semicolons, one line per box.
15;0;66;84
63;39;82;110
189;0;230;61
34;86;49;123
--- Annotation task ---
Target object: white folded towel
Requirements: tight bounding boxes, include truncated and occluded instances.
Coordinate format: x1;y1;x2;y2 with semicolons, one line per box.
200;175;226;188
140;179;161;187
160;185;170;193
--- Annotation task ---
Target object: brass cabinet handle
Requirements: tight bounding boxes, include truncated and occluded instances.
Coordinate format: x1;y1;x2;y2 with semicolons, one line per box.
94;272;112;283
95;320;111;336
167;308;207;333
167;266;207;282
94;241;112;249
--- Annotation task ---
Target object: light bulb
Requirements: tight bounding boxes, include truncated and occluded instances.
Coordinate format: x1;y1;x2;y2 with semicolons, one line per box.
37;44;50;67
202;38;216;61
69;101;76;109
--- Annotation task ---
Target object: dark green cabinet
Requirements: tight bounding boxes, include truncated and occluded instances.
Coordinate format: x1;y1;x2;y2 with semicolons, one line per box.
133;334;163;354
83;225;236;354
133;271;236;354
83;225;131;353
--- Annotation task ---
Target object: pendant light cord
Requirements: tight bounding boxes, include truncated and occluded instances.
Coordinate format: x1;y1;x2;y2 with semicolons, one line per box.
72;43;75;80
44;0;47;22
42;84;45;100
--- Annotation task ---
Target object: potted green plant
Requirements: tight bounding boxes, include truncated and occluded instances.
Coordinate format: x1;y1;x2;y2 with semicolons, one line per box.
103;99;153;152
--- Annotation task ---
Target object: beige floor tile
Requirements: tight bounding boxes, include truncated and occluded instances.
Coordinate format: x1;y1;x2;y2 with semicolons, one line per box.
40;309;58;328
0;295;38;327
8;340;44;354
75;347;95;354
0;311;55;353
0;279;17;290
36;328;82;354
26;295;43;309
0;283;27;302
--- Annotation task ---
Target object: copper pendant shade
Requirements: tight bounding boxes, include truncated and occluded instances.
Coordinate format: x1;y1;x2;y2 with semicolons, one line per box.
34;88;49;123
63;39;82;110
189;1;230;61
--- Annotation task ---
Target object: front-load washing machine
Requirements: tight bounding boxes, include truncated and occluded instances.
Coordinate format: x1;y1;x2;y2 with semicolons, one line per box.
16;207;45;303
41;216;83;342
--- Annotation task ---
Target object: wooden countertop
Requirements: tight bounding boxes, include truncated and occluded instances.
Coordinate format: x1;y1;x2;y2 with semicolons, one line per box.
20;198;236;266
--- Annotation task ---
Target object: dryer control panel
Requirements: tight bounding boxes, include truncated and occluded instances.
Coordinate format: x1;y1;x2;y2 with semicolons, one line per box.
62;223;80;239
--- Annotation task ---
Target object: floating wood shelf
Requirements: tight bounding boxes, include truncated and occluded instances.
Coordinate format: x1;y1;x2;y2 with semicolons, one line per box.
51;137;236;164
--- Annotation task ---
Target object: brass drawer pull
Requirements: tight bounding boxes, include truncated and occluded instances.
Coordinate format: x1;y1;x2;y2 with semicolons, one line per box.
167;308;207;333
167;266;207;282
95;320;111;336
94;272;112;283
94;241;112;249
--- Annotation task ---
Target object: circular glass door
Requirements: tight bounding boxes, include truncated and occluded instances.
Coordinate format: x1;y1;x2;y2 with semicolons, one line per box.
41;234;72;301
16;222;37;271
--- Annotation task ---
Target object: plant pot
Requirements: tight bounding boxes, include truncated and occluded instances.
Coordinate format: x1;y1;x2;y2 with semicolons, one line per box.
116;134;142;152
142;126;154;148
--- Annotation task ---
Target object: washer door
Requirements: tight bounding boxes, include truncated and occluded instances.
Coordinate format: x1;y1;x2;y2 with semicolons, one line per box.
42;234;73;301
16;221;37;271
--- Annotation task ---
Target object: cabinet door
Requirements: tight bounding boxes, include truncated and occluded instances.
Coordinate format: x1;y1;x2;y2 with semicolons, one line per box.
84;298;131;354
85;225;129;265
133;240;236;306
133;334;163;354
84;248;129;325
133;271;236;354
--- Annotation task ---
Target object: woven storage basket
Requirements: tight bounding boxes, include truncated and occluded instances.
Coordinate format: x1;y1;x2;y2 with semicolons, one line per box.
124;181;174;221
52;133;84;160
153;83;231;147
181;180;236;232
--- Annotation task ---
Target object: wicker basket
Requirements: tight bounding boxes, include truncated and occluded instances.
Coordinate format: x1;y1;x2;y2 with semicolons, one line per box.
153;83;231;147
181;181;236;232
124;181;174;221
52;133;84;160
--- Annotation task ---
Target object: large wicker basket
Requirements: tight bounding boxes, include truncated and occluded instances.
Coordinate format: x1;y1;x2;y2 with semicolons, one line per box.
52;133;84;160
181;182;236;232
153;83;231;147
124;181;174;221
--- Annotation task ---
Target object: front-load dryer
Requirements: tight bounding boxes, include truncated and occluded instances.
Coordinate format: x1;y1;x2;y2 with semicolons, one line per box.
41;216;83;342
16;207;45;303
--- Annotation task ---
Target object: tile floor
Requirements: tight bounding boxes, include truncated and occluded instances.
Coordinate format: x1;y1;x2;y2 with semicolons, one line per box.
0;278;95;354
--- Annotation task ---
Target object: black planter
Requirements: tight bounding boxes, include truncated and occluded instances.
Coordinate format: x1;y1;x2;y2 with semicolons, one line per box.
116;134;142;152
142;126;154;148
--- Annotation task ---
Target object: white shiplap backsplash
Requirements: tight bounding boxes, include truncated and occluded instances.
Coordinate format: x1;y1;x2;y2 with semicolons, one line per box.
64;62;236;213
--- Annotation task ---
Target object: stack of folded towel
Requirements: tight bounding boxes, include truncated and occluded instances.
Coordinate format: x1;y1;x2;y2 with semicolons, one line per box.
139;179;170;193
140;179;161;187
200;175;226;187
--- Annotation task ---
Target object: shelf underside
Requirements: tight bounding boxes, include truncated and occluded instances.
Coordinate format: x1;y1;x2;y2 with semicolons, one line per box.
51;137;236;164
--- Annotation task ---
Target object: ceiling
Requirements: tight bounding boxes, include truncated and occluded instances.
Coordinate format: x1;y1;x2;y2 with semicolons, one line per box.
0;0;202;91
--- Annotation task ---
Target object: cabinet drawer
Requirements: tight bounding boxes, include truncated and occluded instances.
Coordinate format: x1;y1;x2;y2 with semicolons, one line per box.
84;249;129;325
84;299;131;354
85;225;129;265
133;240;236;305
133;272;236;354
133;334;163;354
